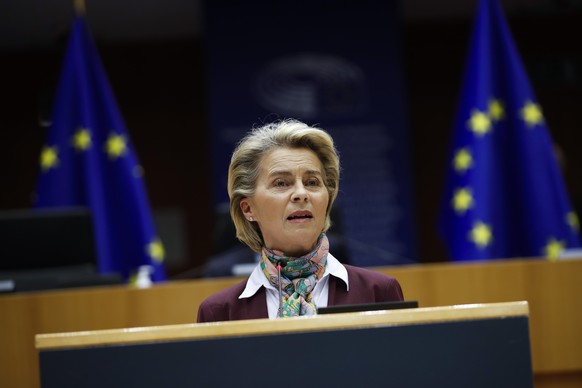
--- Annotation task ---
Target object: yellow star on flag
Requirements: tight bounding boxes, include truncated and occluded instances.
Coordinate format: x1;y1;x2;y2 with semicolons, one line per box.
72;127;92;151
469;221;492;248
567;211;579;232
544;237;565;261
40;146;59;171
105;133;127;159
452;188;474;214
488;99;505;121
453;148;473;173
467;109;491;136
147;239;165;263
520;101;544;127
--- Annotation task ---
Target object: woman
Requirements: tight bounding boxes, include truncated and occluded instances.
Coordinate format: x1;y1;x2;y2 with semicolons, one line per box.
197;119;403;322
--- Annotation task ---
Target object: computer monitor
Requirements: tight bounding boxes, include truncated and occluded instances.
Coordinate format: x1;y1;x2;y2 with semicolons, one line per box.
317;300;419;315
0;207;97;271
0;208;121;292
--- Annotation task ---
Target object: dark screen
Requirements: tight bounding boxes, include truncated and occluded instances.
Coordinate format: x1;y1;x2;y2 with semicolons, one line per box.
0;208;97;271
317;300;419;315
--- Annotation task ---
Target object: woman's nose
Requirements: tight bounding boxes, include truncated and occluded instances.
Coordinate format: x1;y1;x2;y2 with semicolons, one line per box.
291;182;309;202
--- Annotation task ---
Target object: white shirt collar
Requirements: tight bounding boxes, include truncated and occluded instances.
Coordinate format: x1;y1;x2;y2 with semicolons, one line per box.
239;252;349;299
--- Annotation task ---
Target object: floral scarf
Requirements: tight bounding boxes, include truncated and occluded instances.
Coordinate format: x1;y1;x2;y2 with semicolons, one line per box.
260;233;328;317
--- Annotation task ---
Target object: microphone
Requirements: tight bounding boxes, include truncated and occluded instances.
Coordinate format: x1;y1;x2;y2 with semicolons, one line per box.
276;261;286;318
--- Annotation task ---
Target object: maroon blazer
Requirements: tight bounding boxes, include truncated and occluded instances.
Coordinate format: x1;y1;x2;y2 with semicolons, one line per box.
197;264;404;323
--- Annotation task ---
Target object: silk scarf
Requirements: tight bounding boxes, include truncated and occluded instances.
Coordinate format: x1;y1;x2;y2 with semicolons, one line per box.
260;233;328;317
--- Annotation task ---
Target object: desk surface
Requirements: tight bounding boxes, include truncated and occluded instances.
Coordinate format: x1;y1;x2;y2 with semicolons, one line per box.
36;301;529;349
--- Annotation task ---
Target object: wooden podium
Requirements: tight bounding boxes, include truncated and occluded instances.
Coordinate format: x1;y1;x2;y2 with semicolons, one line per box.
36;301;533;387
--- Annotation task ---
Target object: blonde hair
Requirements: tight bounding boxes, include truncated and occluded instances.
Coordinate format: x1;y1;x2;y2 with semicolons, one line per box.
228;119;340;252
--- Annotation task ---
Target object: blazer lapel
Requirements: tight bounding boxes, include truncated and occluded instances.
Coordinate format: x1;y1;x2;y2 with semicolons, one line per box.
240;287;269;320
327;275;349;306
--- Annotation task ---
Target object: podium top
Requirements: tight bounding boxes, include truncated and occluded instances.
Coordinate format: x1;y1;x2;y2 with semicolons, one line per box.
36;301;528;350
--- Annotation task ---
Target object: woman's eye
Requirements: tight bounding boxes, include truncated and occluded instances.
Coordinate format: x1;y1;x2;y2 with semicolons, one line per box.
273;179;287;187
306;178;320;186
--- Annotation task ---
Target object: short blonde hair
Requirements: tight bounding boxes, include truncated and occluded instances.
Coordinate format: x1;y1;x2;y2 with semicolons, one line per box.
228;119;340;252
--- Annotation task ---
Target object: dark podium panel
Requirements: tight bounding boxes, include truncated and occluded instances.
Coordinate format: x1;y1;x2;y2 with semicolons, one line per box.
37;302;533;388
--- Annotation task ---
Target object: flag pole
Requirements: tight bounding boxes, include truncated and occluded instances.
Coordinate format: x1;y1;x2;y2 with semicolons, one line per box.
74;0;86;15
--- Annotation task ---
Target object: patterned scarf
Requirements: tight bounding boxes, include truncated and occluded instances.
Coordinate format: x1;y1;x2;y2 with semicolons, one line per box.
260;233;328;317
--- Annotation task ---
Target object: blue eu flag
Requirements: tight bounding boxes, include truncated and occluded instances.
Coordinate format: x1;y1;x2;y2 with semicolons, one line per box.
35;15;166;281
438;0;580;261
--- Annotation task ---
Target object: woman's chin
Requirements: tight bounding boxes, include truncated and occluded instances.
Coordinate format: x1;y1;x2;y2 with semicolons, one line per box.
285;235;320;256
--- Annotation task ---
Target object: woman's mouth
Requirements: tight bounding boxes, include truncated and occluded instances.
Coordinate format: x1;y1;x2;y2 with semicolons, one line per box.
287;210;313;221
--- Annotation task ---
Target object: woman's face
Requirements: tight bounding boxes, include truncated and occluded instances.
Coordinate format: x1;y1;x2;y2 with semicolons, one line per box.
240;147;329;257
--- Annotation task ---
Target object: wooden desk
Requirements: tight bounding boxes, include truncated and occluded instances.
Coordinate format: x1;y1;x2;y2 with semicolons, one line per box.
36;302;532;388
1;258;581;387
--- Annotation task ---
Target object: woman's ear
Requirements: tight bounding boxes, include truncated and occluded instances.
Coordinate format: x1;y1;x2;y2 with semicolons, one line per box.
240;198;253;221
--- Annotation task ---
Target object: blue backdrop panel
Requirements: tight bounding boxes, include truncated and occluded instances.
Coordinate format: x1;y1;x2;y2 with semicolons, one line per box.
204;0;416;265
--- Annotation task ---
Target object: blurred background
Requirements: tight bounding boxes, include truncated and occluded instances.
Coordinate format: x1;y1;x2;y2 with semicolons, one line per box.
1;0;581;278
